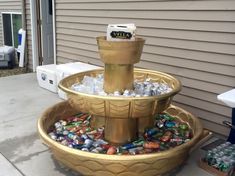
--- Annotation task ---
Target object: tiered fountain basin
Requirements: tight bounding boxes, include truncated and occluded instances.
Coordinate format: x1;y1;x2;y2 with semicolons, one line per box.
37;68;206;175
58;68;181;117
58;68;182;144
38;101;203;176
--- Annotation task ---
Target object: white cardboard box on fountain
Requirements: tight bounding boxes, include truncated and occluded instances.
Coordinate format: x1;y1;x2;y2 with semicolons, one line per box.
36;64;58;93
107;23;136;41
56;62;101;99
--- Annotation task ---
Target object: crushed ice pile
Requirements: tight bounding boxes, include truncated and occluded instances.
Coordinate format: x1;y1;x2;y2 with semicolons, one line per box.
71;74;172;97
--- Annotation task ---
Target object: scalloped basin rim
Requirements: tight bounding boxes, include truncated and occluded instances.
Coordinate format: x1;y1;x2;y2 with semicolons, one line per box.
58;68;182;101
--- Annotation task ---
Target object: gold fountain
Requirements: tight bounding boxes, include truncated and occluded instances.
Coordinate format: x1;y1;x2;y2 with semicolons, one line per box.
38;36;206;176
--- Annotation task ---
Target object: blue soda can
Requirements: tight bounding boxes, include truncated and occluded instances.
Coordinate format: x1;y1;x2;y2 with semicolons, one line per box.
165;121;176;128
72;143;83;149
144;128;159;138
122;143;135;150
67;132;76;139
122;139;144;150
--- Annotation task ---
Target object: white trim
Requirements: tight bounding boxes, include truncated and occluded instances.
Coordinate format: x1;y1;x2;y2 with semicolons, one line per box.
52;0;56;64
30;0;56;70
30;0;39;72
1;12;22;15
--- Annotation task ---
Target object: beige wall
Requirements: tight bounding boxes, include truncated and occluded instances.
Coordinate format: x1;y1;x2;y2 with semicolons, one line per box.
0;0;22;46
55;0;235;136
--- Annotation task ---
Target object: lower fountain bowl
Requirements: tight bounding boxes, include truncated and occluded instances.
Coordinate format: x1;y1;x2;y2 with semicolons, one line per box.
38;101;203;176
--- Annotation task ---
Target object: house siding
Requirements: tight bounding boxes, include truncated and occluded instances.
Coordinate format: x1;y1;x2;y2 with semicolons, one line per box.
0;0;22;46
59;0;235;135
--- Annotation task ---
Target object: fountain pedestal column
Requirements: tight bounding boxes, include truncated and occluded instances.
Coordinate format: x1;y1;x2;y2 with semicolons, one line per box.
97;36;145;144
104;64;134;93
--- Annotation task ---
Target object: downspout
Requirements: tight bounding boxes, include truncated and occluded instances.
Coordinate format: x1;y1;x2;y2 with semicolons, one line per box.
21;0;28;70
30;0;39;72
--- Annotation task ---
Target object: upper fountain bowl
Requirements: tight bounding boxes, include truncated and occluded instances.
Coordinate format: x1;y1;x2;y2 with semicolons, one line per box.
97;36;145;64
58;68;181;119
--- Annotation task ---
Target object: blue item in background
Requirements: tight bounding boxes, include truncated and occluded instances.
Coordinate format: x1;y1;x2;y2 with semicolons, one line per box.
18;28;23;45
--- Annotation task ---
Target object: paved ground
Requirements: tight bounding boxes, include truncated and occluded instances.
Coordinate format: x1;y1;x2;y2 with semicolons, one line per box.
0;73;215;176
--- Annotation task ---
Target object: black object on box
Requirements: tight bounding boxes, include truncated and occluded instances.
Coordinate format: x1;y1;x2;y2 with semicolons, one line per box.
228;108;235;144
0;46;15;69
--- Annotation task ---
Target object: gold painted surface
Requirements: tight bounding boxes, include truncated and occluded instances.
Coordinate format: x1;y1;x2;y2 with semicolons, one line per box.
96;36;145;64
104;64;134;93
105;118;138;145
38;101;205;176
59;68;181;119
59;69;181;144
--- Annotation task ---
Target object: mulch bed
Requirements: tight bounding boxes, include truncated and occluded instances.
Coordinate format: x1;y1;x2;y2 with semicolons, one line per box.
0;66;30;77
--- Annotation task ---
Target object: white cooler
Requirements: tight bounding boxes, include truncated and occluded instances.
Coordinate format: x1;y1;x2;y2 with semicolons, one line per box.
56;62;101;99
36;64;58;93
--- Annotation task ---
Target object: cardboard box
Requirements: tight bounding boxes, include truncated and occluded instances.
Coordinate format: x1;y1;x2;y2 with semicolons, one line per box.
107;24;136;41
198;159;234;176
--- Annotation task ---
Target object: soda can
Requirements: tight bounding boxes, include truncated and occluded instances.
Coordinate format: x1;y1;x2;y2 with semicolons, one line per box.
156;121;164;128
61;140;69;146
163;114;175;121
101;144;111;150
143;141;160;149
62;130;69;136
54;122;62;129
160;131;172;142
68;132;76;140
81;148;89;152
59;120;67;126
107;146;117;155
57;136;65;142
121;143;135;150
48;132;57;140
83;139;93;148
179;124;188;130
219;160;232;172
128;147;144;154
144;127;159;138
91;146;103;153
81;134;89;140
204;150;213;162
165;121;176;128
86;130;98;135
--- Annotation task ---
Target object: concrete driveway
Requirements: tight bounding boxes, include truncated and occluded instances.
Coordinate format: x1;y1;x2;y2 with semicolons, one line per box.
0;73;213;176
